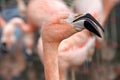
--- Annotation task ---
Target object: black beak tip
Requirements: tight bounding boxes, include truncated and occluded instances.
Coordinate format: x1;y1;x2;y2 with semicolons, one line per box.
84;21;102;38
0;42;8;53
73;13;104;32
86;13;105;32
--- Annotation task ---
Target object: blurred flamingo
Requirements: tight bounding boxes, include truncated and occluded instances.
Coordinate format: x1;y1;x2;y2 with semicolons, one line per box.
1;17;32;49
73;0;119;25
0;16;38;80
101;0;119;24
0;17;26;80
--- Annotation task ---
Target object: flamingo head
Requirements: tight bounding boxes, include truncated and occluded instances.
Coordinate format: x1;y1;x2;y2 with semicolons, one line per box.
42;13;104;43
0;23;21;53
62;13;104;38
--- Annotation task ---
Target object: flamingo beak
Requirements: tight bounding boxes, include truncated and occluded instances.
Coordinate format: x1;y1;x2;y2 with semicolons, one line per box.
73;13;104;32
83;19;102;37
0;42;8;53
72;13;104;38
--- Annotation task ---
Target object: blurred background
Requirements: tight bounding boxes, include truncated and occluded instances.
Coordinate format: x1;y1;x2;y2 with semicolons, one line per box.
0;0;120;80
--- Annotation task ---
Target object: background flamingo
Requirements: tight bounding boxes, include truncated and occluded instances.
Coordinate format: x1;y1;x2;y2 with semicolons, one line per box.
0;16;26;80
0;16;38;80
73;0;119;25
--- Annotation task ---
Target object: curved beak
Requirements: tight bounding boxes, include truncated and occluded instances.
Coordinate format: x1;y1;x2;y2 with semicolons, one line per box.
61;13;104;38
72;13;104;38
73;13;104;32
84;19;102;37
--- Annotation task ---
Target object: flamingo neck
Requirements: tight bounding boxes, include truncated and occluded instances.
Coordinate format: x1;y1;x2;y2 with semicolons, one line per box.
43;42;60;80
7;18;25;30
6;18;35;32
59;67;67;80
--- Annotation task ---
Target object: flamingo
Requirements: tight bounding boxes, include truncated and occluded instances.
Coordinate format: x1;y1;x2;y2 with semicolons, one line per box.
0;17;26;80
0;1;37;79
1;17;32;49
0;16;35;61
26;0;104;80
42;13;104;80
38;31;97;80
0;15;39;80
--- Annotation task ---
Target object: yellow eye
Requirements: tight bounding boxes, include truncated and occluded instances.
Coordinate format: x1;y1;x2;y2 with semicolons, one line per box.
74;13;83;19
